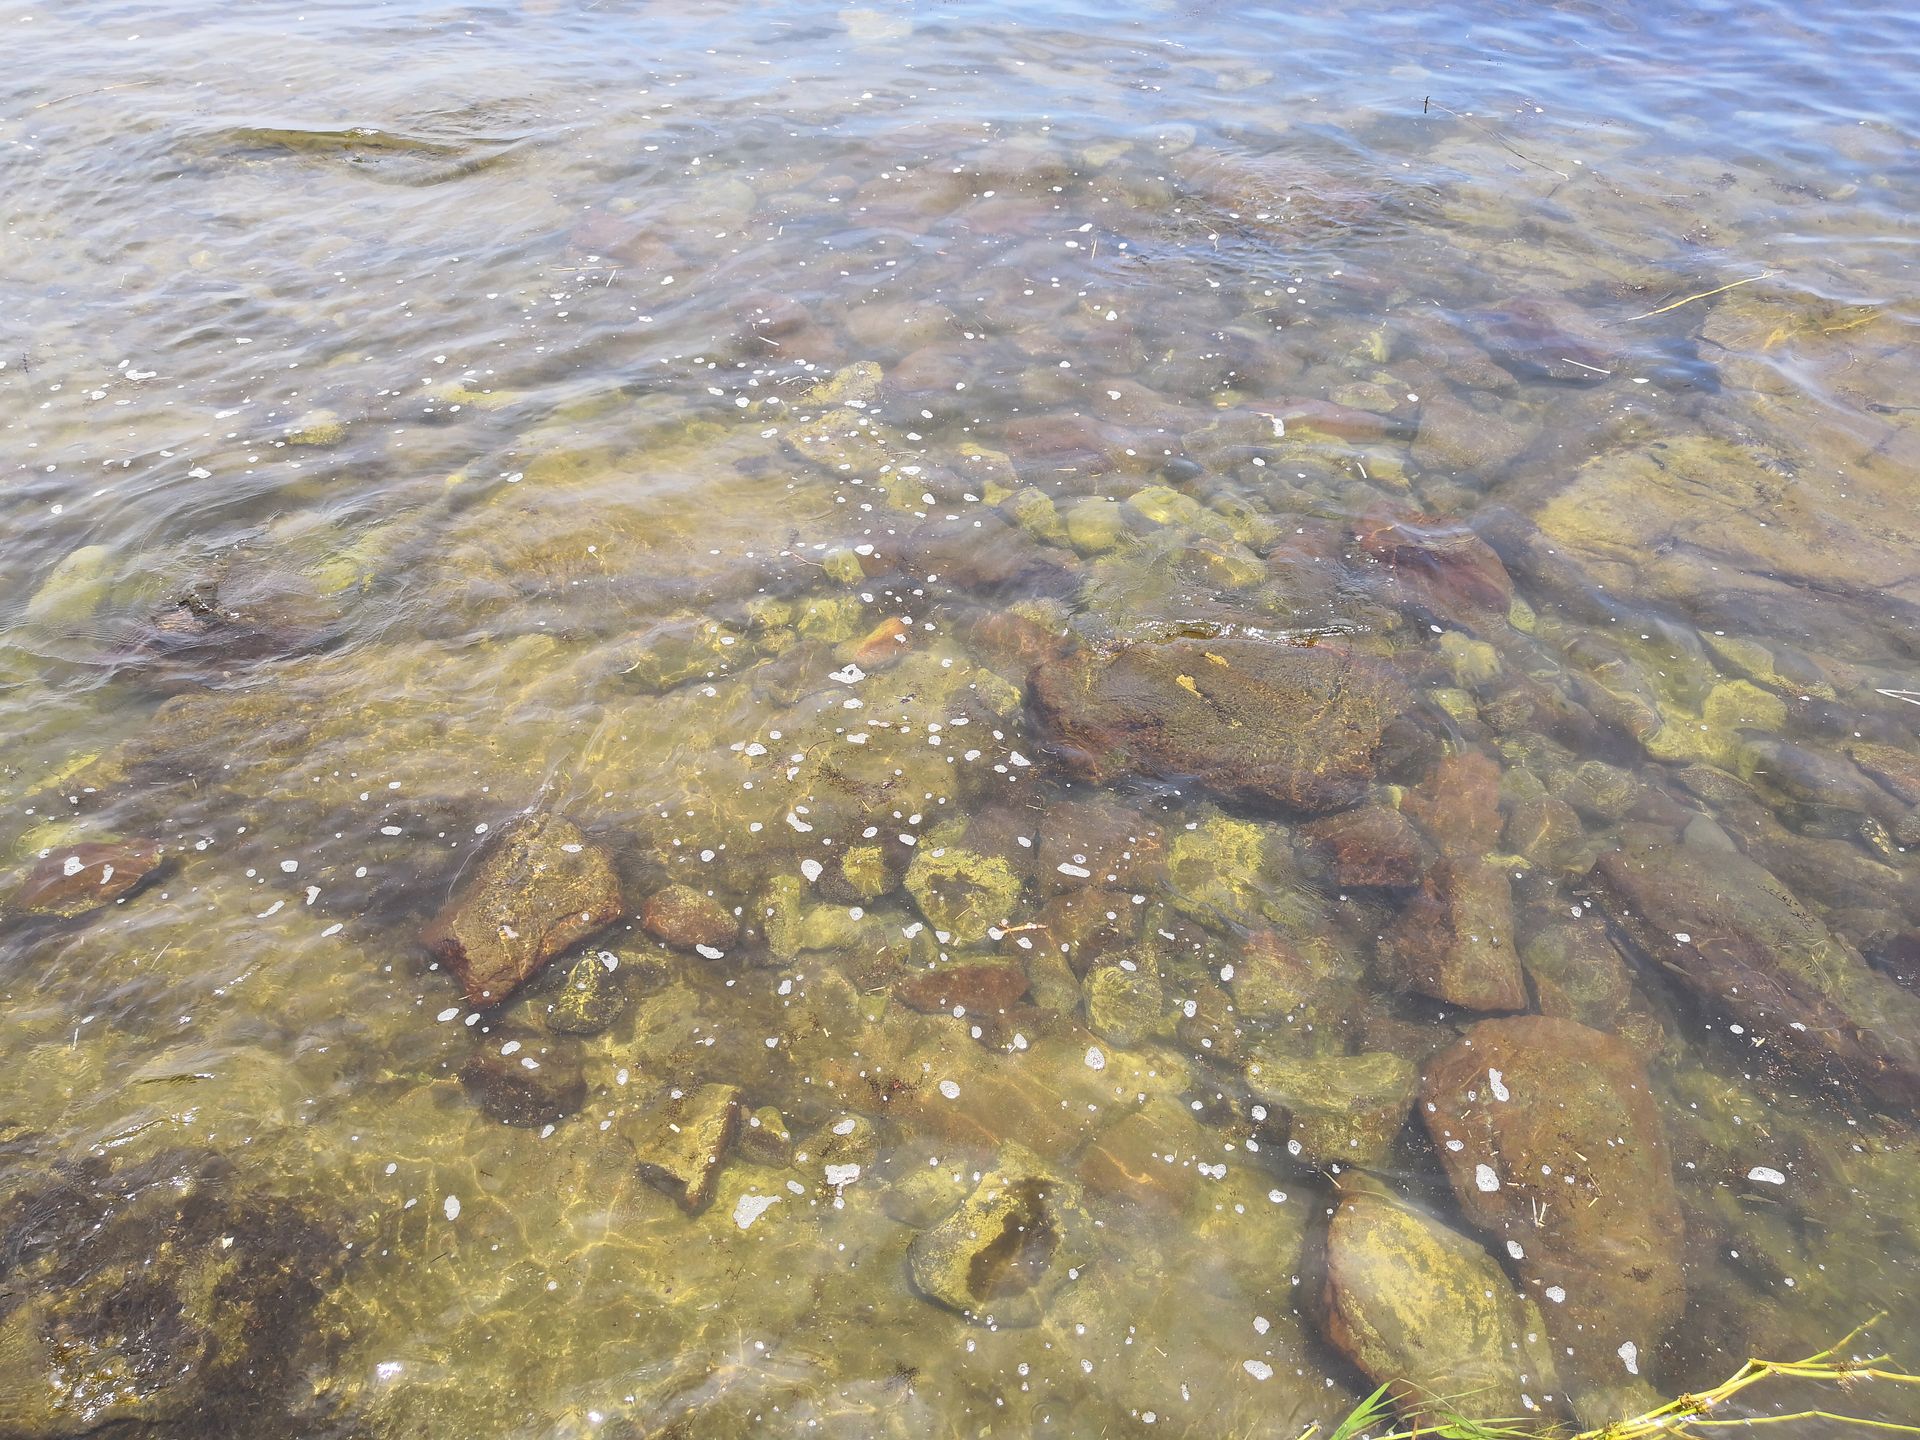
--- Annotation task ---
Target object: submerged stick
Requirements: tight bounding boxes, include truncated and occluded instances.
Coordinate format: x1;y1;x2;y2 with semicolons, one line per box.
1625;270;1776;320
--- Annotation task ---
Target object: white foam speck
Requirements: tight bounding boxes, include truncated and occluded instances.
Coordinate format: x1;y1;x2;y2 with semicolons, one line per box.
1617;1341;1639;1375
1488;1068;1509;1102
1085;1046;1107;1071
443;1195;461;1221
1474;1164;1501;1192
733;1193;780;1230
938;1079;961;1100
1747;1165;1787;1185
1243;1360;1273;1381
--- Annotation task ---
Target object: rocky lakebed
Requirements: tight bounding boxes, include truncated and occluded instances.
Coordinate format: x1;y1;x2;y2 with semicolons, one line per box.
2;0;1919;1435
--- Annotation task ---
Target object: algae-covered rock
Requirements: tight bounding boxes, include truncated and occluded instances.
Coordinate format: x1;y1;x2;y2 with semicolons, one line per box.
1422;1017;1684;1396
420;813;624;1007
1320;1189;1562;1423
459;1031;588;1126
284;408;347;446
1083;960;1163;1048
904;846;1022;944
739;1106;794;1166
1245;1048;1415;1167
625;1082;742;1213
0;1146;343;1437
906;1146;1092;1326
640;883;738;953
543;951;631;1035
10;840;165;919
1031;637;1409;815
1594;840;1920;1106
23;543;114;625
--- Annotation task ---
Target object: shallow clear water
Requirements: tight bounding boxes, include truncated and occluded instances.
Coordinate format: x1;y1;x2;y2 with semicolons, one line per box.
3;0;1920;1435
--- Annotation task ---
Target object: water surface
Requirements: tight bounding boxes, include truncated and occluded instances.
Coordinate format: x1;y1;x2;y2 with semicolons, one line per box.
3;0;1920;1435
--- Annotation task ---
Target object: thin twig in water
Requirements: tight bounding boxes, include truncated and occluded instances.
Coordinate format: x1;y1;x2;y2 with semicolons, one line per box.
31;79;160;110
1626;270;1776;320
1423;96;1570;180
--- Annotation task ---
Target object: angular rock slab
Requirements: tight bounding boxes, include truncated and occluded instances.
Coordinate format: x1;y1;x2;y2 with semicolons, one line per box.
421;813;623;1006
626;1082;742;1214
1382;856;1526;1013
1320;1190;1562;1423
1029;637;1409;815
1421;1017;1683;1390
907;1146;1092;1327
1595;841;1920;1107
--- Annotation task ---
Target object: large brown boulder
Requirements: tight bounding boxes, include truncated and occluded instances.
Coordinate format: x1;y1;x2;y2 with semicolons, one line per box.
1594;841;1920;1107
1320;1189;1562;1424
1422;1017;1683;1401
1029;637;1408;814
421;813;623;1007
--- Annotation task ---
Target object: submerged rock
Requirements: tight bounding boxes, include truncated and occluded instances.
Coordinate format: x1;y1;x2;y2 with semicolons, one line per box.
1300;804;1431;888
10;840;164;919
626;1082;741;1213
1083;960;1164;1048
1030;637;1409;815
1245;1048;1415;1167
1594;840;1920;1106
904;846;1022;945
1382;857;1525;1012
1422;1017;1683;1399
0;1146;342;1437
420;813;624;1007
896;959;1030;1015
543;951;632;1035
459;1031;589;1126
639;883;738;952
1319;1189;1562;1423
906;1146;1092;1326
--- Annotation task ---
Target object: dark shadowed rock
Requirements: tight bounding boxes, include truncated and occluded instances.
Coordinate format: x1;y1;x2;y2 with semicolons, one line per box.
421;813;623;1007
1320;1188;1563;1423
0;1145;343;1438
1422;1017;1683;1397
1594;841;1920;1106
1469;297;1619;384
11;840;165;919
459;1031;588;1126
907;1146;1092;1327
1029;637;1409;815
639;883;738;952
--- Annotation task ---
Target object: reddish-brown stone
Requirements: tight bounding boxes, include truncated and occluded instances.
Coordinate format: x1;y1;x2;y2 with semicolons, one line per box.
639;883;738;952
1422;1016;1684;1386
421;814;623;1007
13;841;165;919
896;960;1030;1015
